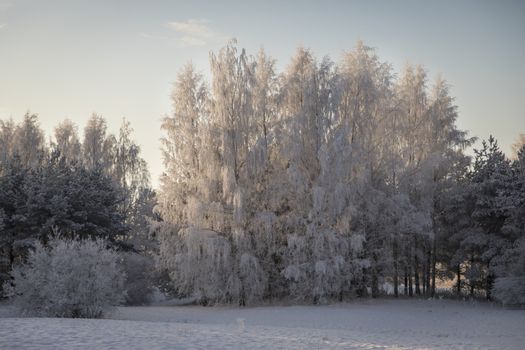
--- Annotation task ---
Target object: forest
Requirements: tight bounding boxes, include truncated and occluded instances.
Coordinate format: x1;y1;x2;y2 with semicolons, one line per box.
1;41;524;313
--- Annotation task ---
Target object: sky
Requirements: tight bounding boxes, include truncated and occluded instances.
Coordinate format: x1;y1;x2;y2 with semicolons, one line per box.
0;0;524;188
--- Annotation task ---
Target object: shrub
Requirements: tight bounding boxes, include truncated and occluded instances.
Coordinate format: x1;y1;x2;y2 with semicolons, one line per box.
4;237;125;318
493;277;525;306
121;251;154;305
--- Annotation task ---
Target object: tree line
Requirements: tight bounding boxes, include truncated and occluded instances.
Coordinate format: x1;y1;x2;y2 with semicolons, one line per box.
156;41;525;305
1;41;524;307
0;113;156;304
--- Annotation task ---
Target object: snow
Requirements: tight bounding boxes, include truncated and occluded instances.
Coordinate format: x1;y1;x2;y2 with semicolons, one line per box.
1;299;524;349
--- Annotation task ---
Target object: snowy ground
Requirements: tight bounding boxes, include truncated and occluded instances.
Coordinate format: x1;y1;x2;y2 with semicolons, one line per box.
0;299;524;349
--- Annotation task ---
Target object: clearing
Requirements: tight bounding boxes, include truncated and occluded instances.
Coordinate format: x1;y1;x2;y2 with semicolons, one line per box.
0;299;523;349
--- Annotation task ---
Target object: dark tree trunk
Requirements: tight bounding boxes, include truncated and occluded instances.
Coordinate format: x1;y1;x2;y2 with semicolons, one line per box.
425;248;431;295
409;266;414;297
421;252;427;296
414;239;421;296
431;237;437;297
469;256;474;297
372;271;379;298
422;269;426;295
394;240;399;297
371;252;379;298
430;194;437;298
456;264;461;296
486;273;494;300
404;266;408;296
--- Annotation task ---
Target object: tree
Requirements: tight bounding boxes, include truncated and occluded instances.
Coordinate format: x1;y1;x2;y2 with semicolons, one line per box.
511;133;525;160
445;137;513;298
53;119;81;164
492;143;525;304
156;62;227;304
82;114;115;172
253;48;277;158
426;77;474;296
0;118;16;169
158;63;208;227
114;119;151;235
12;112;45;169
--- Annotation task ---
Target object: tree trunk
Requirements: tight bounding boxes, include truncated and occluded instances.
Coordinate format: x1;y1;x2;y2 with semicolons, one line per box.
456;264;461;296
431;238;437;297
486;273;493;300
469;256;474;297
422;267;426;295
393;240;399;297
425;247;431;295
371;269;378;298
422;251;427;296
404;266;408;296
414;239;421;296
409;265;413;297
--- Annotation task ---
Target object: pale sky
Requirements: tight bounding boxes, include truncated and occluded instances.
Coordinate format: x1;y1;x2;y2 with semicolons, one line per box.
1;0;524;188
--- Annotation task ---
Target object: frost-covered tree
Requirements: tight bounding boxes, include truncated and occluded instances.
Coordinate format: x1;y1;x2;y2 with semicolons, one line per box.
426;78;474;296
82;113;115;171
252;48;277;159
53;119;81;164
511;133;525;160
0;113;155;297
468;137;512;298
156;62;229;303
113;119;152;245
335;42;394;297
0;118;16;169
491;143;525;304
440;137;514;298
0;152;127;244
158;64;208;226
393;65;430;296
115;119;149;193
12;112;46;169
276;48;337;301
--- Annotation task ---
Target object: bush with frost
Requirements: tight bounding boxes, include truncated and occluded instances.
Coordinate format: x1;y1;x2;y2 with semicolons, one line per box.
493;238;525;306
4;237;125;318
493;277;525;306
121;251;154;305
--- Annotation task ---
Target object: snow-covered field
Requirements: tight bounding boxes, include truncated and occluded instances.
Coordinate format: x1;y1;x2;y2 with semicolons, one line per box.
0;299;524;349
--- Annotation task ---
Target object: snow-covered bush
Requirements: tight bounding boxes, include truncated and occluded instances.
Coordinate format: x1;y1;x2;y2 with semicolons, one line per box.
5;237;125;318
493;239;525;306
493;277;525;306
239;253;267;304
121;251;154;305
